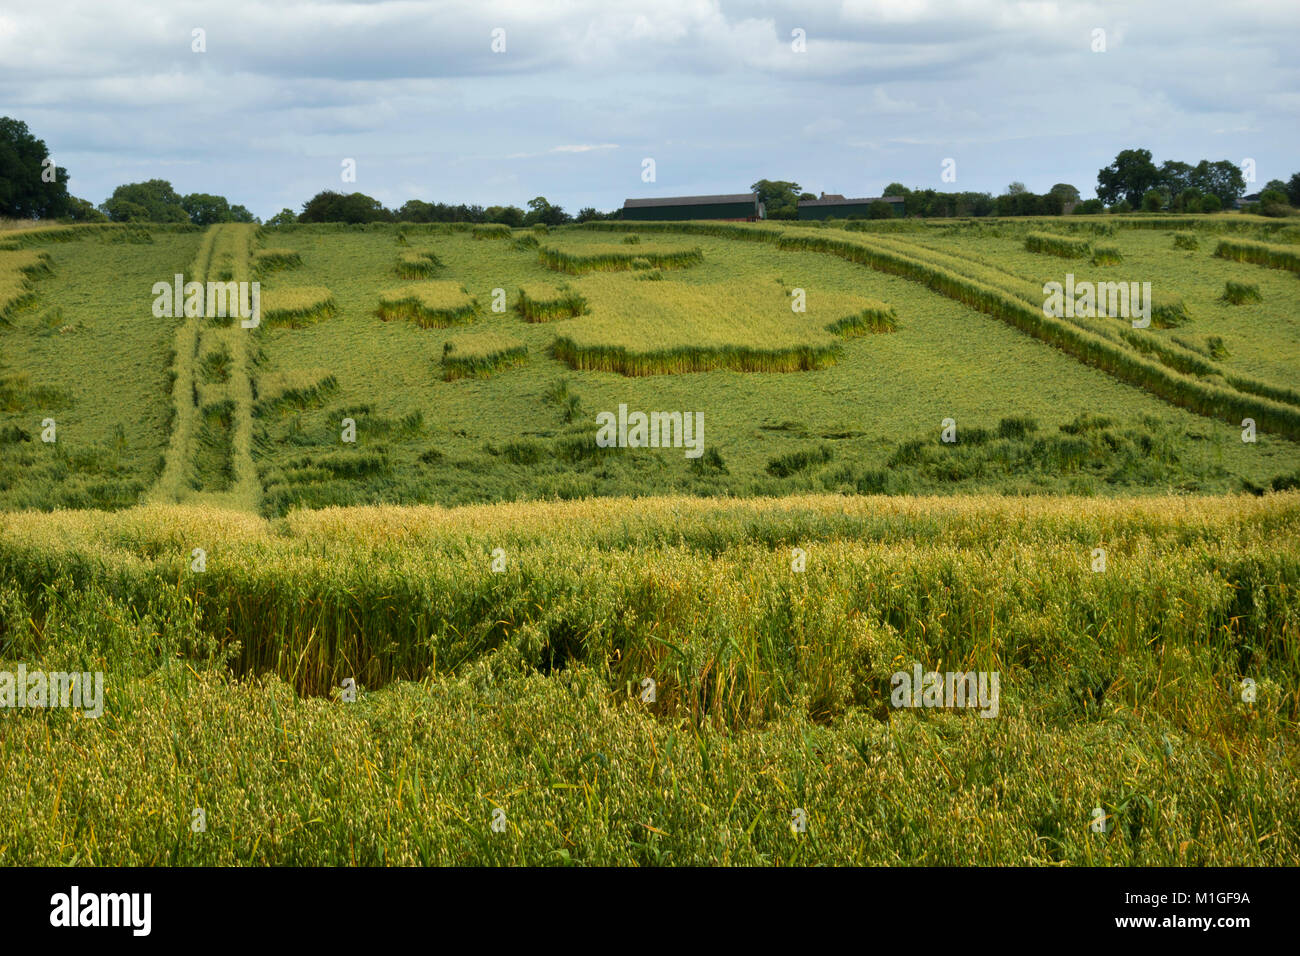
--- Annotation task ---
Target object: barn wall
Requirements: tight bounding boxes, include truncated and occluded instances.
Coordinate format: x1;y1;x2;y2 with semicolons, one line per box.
623;202;756;221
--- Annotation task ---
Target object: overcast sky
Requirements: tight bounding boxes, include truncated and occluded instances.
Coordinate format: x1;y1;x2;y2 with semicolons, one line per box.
3;0;1297;219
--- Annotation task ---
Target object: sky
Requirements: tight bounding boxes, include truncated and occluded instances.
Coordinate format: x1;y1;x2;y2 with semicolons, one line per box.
2;0;1298;220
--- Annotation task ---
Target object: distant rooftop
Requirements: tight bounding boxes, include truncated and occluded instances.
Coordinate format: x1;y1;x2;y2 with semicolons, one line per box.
623;193;758;208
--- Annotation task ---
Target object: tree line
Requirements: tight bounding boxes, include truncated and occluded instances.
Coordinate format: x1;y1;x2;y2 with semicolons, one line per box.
3;116;1297;224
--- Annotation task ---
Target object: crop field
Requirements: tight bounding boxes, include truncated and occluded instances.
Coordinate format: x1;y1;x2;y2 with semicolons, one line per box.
0;493;1297;865
1;214;1298;867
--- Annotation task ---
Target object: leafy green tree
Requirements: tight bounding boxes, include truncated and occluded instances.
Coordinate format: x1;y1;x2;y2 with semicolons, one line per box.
1199;193;1222;213
1073;198;1105;215
1287;173;1300;207
1257;188;1291;217
1046;183;1080;214
101;179;188;222
299;190;391;224
1174;189;1203;213
750;180;802;219
101;199;150;222
485;205;525;227
265;208;297;226
995;187;1047;216
1141;189;1166;212
868;200;894;219
182;192;232;226
1158;160;1194;198
0;117;71;218
882;182;909;198
1189;160;1245;207
524;196;570;226
64;196;107;222
1097;149;1159;207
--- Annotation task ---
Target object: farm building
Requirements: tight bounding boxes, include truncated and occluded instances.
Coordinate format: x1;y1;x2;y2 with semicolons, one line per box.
797;195;905;219
622;193;764;221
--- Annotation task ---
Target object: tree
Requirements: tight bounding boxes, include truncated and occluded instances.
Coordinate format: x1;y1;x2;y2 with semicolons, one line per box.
64;196;107;222
524;196;552;226
1046;183;1080;214
1174;189;1203;213
298;190;391;223
101;179;188;222
1189;160;1245;208
1287;173;1300;207
882;182;909;198
1158;160;1194;198
1109;199;1133;214
485;205;525;227
523;196;569;226
1257;188;1291;217
1199;193;1222;213
749;180;802;219
103;199;150;222
575;207;608;223
868;200;894;220
1096;149;1159;207
0;117;71;218
1141;189;1166;212
995;186;1047;216
265;208;297;226
1074;199;1105;215
229;204;257;224
1263;179;1288;195
182;192;232;226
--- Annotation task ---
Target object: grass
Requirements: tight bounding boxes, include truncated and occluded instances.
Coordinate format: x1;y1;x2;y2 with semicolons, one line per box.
1151;294;1190;328
150;223;262;513
1215;238;1300;274
0;249;52;322
1091;245;1124;266
395;249;442;278
3;216;1299;866
1222;281;1263;305
472;224;512;240
441;331;528;380
712;227;1300;439
515;283;587;322
252;247;303;277
0;493;1296;865
377;281;478;327
825;301;897;336
212;221;1300;514
538;242;705;275
547;276;873;375
9;218;1297;516
262;286;337;327
1025;232;1093;258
